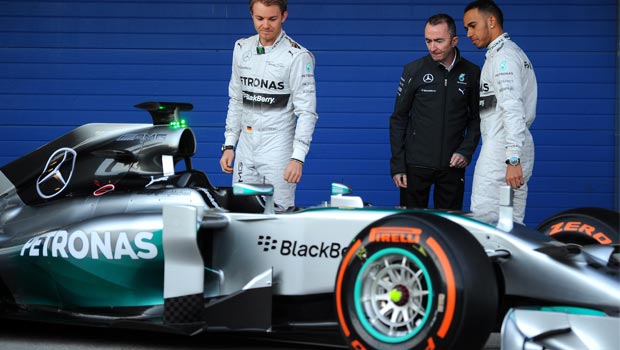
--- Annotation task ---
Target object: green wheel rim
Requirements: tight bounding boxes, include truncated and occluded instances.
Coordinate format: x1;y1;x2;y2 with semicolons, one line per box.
354;247;434;344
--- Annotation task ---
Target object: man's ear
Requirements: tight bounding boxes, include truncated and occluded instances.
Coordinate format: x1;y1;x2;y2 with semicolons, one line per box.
282;11;288;23
488;15;496;29
452;35;459;47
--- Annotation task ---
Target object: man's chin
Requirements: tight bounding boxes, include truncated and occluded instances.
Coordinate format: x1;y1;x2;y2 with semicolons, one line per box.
471;40;485;49
259;34;276;44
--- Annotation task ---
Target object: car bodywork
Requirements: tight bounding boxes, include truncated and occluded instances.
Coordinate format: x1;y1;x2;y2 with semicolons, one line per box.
0;102;618;349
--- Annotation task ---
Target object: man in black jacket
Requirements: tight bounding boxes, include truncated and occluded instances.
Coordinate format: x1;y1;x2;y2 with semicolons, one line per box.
390;13;481;210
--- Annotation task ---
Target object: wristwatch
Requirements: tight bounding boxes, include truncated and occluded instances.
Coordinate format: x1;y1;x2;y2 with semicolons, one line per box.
221;144;234;153
505;156;520;166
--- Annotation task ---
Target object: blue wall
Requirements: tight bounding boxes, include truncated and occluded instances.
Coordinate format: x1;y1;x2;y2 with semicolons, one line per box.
0;0;617;226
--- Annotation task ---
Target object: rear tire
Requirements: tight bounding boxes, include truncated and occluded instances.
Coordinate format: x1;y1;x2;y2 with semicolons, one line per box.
536;207;619;245
335;213;498;350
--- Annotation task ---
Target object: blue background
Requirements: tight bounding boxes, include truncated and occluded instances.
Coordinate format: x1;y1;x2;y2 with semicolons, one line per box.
0;0;618;226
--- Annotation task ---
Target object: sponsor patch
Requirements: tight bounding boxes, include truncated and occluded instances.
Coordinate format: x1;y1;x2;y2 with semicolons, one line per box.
257;235;347;259
20;230;158;260
368;226;422;244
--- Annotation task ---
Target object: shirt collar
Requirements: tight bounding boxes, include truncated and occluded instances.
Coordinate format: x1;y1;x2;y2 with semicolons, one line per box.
438;47;459;71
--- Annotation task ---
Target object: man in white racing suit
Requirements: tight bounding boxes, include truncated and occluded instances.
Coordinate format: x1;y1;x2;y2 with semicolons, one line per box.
464;0;537;224
220;0;318;211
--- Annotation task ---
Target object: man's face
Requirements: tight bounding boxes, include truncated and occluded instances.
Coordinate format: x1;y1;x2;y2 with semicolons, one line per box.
463;8;492;49
424;22;457;66
251;2;287;46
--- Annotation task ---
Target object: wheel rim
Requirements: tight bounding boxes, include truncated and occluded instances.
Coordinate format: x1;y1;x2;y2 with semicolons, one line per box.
354;247;433;344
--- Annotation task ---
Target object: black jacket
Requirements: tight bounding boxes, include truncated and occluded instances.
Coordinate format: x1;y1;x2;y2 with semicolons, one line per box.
390;48;481;175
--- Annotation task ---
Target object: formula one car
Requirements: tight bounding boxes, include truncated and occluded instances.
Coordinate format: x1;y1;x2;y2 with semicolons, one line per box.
0;102;618;350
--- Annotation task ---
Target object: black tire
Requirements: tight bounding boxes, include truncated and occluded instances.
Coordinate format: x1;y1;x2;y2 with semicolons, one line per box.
335;213;498;350
536;207;619;245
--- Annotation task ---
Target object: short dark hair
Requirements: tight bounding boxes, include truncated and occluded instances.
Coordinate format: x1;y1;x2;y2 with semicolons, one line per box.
464;0;504;27
427;13;457;38
249;0;287;14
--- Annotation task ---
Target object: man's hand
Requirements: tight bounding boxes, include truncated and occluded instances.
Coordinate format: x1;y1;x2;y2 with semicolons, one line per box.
220;149;234;174
505;164;524;189
449;153;468;168
284;160;303;183
393;173;407;188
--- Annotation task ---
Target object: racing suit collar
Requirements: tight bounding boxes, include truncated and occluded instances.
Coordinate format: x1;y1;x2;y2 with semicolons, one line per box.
486;33;510;58
257;30;287;54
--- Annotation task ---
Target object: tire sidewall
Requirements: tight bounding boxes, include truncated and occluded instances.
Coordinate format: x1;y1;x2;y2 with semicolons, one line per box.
335;213;497;350
537;208;620;245
344;243;444;349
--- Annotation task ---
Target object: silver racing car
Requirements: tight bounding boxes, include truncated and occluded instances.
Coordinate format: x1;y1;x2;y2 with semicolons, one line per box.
0;102;618;350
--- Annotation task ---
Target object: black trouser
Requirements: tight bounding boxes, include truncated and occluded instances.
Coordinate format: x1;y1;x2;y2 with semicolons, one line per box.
402;165;465;210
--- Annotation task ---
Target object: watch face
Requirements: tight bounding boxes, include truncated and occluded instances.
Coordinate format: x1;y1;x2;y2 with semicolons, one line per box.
508;157;519;165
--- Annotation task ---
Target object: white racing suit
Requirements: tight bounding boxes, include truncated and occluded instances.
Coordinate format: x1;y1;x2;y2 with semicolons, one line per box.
471;33;537;224
224;31;318;210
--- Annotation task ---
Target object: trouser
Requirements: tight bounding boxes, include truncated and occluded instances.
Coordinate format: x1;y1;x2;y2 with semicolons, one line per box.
233;131;296;212
404;165;465;210
471;135;534;225
471;179;528;225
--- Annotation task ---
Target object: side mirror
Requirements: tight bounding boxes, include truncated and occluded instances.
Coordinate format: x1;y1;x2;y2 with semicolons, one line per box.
233;183;275;215
330;183;363;208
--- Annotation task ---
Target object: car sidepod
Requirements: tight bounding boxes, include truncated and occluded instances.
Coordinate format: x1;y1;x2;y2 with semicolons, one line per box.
161;204;275;333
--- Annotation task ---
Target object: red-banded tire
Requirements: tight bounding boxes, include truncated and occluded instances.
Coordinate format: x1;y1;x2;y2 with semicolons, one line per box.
536;207;619;245
335;213;498;350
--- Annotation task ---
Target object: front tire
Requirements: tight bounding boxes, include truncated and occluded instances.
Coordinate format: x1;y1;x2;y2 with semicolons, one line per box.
335;213;498;350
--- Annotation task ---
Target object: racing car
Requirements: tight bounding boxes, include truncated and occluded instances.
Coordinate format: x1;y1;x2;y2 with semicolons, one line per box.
0;102;618;350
